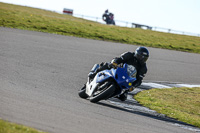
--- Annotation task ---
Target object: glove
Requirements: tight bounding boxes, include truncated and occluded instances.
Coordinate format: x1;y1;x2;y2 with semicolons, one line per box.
109;62;118;69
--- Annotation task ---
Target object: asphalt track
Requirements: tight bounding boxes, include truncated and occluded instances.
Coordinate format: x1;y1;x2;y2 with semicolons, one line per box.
0;27;200;133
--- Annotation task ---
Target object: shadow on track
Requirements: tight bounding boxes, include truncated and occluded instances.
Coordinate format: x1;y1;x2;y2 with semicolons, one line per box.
96;101;199;130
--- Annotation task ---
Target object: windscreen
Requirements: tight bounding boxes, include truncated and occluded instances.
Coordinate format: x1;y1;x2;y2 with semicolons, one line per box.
127;65;137;78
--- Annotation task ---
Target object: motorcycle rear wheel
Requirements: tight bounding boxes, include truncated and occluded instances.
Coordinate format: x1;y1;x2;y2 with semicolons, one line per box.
90;83;115;103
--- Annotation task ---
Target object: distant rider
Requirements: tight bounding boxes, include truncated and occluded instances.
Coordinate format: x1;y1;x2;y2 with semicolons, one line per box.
89;47;149;101
102;9;115;25
102;9;109;24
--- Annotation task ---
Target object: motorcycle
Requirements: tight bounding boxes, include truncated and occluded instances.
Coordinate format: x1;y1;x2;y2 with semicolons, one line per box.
103;13;115;25
78;63;137;103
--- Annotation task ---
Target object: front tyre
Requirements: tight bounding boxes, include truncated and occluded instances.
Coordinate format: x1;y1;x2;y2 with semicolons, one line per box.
78;84;88;99
90;83;115;103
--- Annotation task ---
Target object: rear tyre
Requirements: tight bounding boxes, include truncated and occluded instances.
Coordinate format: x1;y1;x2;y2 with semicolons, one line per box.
90;83;115;103
78;85;88;99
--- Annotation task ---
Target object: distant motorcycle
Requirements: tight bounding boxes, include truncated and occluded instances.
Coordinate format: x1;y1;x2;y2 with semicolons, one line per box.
78;63;137;103
102;12;115;25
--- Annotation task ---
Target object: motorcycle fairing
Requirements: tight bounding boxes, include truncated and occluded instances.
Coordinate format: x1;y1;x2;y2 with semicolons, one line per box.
96;64;137;90
86;75;99;96
86;63;137;97
111;65;136;90
86;70;113;97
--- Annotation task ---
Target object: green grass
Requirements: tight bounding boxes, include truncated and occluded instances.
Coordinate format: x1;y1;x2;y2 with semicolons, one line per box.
1;2;200;54
134;87;200;128
0;119;46;133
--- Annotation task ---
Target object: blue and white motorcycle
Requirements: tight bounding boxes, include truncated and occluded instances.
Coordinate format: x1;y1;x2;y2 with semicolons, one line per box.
78;63;137;103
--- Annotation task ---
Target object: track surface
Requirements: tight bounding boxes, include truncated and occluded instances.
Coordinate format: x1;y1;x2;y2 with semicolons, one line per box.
0;27;200;133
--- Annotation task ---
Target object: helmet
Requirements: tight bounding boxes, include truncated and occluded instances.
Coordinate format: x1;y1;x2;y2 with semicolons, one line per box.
134;47;149;64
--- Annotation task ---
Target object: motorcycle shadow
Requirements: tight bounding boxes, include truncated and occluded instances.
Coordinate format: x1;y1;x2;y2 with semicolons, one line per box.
96;97;196;129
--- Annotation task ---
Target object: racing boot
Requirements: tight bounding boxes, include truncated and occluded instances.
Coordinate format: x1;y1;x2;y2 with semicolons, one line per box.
117;91;128;101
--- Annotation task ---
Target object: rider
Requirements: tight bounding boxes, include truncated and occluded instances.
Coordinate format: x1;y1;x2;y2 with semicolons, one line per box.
102;9;110;24
89;46;149;101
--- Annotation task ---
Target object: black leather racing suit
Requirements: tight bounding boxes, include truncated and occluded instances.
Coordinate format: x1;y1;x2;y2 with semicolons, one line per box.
102;13;109;24
94;52;147;87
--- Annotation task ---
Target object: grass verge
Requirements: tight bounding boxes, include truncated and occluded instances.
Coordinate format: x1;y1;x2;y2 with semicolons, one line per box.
0;119;46;133
1;2;200;54
134;87;200;128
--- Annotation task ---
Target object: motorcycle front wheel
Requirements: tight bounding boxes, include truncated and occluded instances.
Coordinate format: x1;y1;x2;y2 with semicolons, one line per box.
78;84;89;99
90;83;115;103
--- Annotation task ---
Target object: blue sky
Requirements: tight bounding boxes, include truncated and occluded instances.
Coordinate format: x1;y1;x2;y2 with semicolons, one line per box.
1;0;200;35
